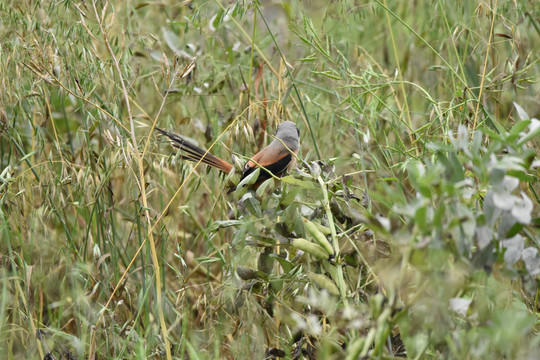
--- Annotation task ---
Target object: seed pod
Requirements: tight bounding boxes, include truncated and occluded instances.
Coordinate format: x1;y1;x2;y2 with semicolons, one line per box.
307;272;339;295
302;217;334;255
292;238;329;259
313;221;332;236
236;266;257;280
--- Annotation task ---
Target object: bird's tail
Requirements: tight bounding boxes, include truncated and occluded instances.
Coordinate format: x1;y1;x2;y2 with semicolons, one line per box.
156;128;233;173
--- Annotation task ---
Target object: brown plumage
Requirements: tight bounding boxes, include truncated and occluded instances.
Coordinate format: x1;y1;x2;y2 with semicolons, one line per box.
157;121;300;191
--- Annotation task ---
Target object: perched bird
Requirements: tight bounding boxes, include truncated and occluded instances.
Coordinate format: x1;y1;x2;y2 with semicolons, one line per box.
157;121;300;192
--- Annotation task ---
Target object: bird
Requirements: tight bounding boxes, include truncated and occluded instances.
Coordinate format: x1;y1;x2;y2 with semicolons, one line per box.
157;121;300;192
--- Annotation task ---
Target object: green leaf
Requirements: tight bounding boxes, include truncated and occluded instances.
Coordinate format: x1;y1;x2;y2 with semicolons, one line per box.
298;53;318;62
513;102;530;120
482;126;504;142
489;168;506;185
507;120;530;143
506;170;536;183
448;152;465;182
18;150;37;164
258;247;274;274
437;151;464;183
280;186;300;207
270;254;294;274
517;125;540;146
505;222;524;239
243;194;262;218
280;176;317;189
407;162;431;198
237;167;260;190
162;29;181;53
255;178;274;198
414;206;428;231
209;220;242;231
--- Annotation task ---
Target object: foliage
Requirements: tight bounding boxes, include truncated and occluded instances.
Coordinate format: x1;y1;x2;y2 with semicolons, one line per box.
0;0;539;359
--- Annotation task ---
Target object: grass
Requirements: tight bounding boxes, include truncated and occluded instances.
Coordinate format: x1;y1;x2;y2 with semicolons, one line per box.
1;0;539;359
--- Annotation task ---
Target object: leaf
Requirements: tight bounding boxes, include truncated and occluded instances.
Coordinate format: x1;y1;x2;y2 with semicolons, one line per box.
135;3;149;9
298;53;318;62
517;122;540;146
504;221;523;239
237;167;260;190
506;170;536;183
407;162;431;198
209;10;224;32
255;178;274;198
511;192;533;225
507;120;531;143
498;211;518;238
414;205;428;231
18;150;37;164
492;192;516;210
482;126;504;142
270;254;294;274
162;29;181;53
209;220;242;231
281;176;317;189
149;50;164;62
448;152;465;182
493;156;527;172
475;226;492;250
502;234;524;266
258;247;274;274
310;69;342;80
488;168;506;185
522;247;540;275
280;186;300;206
513;102;529;120
243;193;262;218
500;175;519;192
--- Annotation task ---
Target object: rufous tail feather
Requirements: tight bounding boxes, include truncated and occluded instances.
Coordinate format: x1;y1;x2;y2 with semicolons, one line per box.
156;128;233;173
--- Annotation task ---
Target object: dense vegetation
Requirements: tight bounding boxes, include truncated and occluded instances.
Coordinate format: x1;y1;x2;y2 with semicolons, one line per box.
1;1;539;359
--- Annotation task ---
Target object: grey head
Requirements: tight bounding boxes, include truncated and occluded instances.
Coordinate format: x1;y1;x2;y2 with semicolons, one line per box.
275;121;300;152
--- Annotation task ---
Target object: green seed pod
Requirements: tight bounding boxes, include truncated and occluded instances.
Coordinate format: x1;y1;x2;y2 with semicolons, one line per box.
302;217;334;255
292;238;329;259
307;272;340;295
236;266;257;280
313;221;332;236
